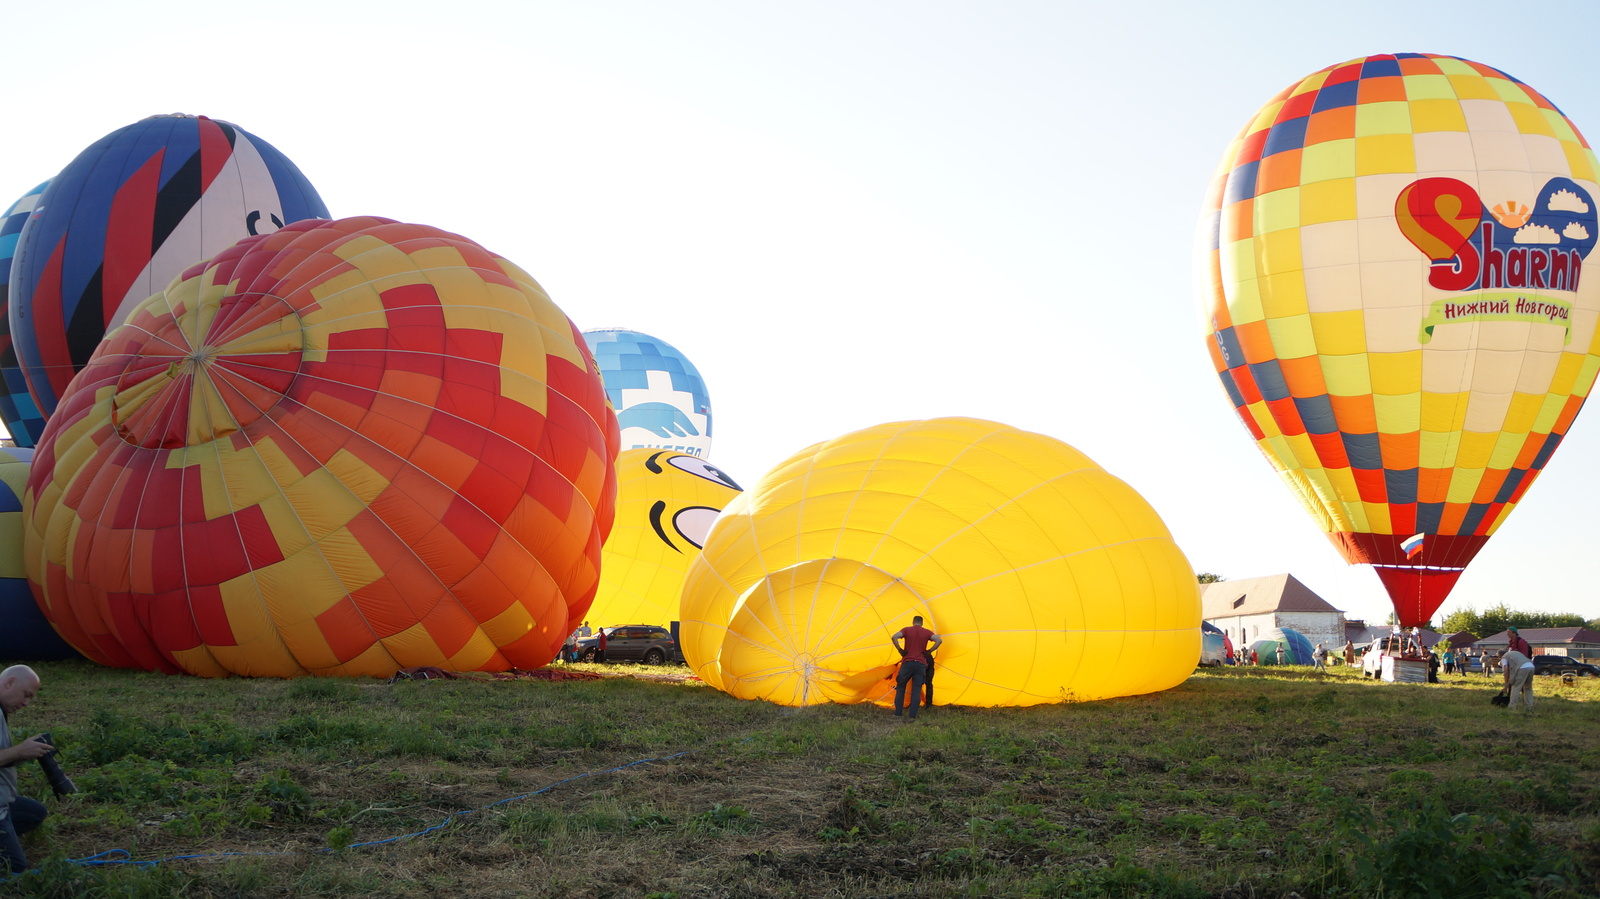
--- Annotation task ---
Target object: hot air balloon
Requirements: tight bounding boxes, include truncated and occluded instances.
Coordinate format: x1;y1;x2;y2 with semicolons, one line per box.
588;448;742;629
1201;53;1600;626
0;447;76;660
583;329;713;458
679;418;1200;707
1250;627;1314;666
9;114;329;427
0;182;49;447
24;216;619;677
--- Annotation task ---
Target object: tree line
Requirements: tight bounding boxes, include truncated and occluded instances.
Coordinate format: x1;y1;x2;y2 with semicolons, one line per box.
1436;603;1598;636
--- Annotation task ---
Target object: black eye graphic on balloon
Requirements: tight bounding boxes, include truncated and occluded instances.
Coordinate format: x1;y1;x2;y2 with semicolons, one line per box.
649;502;723;552
645;451;742;490
246;210;285;236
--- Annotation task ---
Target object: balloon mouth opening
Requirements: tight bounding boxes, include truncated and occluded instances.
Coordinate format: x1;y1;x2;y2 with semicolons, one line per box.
110;292;306;449
716;558;930;705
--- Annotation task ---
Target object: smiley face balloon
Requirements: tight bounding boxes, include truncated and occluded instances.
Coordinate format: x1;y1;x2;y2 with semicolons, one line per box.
585;449;742;629
679;418;1200;707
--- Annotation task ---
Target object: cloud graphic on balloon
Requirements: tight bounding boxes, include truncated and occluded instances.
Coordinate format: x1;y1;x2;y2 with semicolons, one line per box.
1549;188;1590;214
1514;224;1562;244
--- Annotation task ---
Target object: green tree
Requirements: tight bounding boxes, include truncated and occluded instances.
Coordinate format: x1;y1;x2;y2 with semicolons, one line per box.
1196;572;1225;584
1437;604;1586;636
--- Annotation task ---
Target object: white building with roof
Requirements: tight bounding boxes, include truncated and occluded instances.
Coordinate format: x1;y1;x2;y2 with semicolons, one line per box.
1201;573;1346;654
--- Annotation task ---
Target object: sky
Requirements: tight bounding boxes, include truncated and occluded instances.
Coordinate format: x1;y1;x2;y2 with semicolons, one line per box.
4;0;1600;627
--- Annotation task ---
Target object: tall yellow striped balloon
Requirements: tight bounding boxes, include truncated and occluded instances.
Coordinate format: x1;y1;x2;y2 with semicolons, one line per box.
679;418;1200;707
1200;54;1600;625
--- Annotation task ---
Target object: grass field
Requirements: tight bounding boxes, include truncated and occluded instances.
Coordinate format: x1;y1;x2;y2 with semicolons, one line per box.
1;660;1596;898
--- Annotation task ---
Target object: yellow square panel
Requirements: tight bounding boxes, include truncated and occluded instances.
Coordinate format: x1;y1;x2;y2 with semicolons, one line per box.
1418;427;1461;468
1249;405;1282;440
1294;71;1331;94
1408;99;1468;133
1355;101;1411;136
1283;431;1321;470
1372;392;1421;432
1445;74;1498;100
1309;309;1367;355
1446;468;1485;504
1563;143;1597;182
1301;139;1355;183
1254;187;1301;234
1368;350;1423;394
1418;391;1469;433
1508;103;1556;137
1250;104;1283;134
1257;226;1303;276
1542;109;1580;143
1300;178;1356;225
1456;430;1498;469
1487;430;1527;469
1502;392;1543;433
1266;313;1316;358
1319;352;1372;396
1259;271;1309;316
1576;354;1600;397
1354;134;1416;175
1491;79;1536;106
1402;74;1455;101
1360;501;1392;534
1529;392;1567;434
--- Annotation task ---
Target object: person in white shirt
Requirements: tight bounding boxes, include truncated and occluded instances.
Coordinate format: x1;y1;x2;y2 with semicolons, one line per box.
1501;649;1536;711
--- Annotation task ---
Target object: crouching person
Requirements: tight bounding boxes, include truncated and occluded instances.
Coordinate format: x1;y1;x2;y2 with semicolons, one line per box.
1;666;53;873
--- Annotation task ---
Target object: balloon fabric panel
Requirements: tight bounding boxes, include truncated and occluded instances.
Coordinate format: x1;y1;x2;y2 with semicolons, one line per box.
0;447;77;659
0;183;50;446
1201;54;1600;625
588;448;742;629
24;217;619;677
680;418;1200;707
8;114;330;427
583;329;713;458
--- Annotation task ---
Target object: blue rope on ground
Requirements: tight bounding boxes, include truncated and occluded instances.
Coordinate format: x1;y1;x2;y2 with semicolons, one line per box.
3;744;707;881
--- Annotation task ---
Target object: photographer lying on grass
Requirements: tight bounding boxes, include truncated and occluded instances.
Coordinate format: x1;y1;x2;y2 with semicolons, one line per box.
0;665;52;873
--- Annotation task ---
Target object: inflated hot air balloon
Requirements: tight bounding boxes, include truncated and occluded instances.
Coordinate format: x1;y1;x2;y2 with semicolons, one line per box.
9;114;328;426
583;329;713;458
0;182;49;447
679;418;1200;707
0;447;76;660
588;448;742;628
24;216;619;677
1201;53;1600;626
1251;627;1314;666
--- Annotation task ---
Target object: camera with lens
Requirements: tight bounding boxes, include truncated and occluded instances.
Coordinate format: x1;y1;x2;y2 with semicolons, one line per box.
34;732;76;796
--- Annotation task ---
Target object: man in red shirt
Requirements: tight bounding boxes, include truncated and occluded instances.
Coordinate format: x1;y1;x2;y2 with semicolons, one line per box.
891;616;942;720
1506;626;1533;659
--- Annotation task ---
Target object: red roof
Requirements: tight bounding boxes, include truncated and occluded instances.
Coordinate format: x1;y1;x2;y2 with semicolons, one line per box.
1474;627;1600;646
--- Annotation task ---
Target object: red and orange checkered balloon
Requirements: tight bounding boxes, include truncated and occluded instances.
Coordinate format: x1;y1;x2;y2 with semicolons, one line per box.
24;217;620;677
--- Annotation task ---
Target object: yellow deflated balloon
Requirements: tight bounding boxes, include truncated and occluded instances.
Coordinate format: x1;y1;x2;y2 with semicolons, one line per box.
679;418;1200;707
587;449;743;628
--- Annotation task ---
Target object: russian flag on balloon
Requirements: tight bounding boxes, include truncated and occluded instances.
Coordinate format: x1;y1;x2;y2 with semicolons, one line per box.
1401;534;1425;560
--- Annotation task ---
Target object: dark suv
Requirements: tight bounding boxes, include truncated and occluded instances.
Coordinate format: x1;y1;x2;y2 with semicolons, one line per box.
1531;655;1599;677
576;625;681;665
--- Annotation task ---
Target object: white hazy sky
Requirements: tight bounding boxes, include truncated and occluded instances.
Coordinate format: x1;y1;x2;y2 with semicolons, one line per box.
6;0;1600;626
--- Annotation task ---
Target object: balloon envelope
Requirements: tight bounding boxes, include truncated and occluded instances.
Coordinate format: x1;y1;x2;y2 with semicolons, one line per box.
1251;627;1314;666
0;447;76;660
9;114;329;426
588;448;742;629
680;418;1200;707
0;182;49;447
583;329;713;458
1200;54;1600;625
25;216;619;677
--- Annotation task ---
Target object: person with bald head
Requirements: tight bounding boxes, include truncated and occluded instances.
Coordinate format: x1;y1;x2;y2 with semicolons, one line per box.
0;665;52;873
